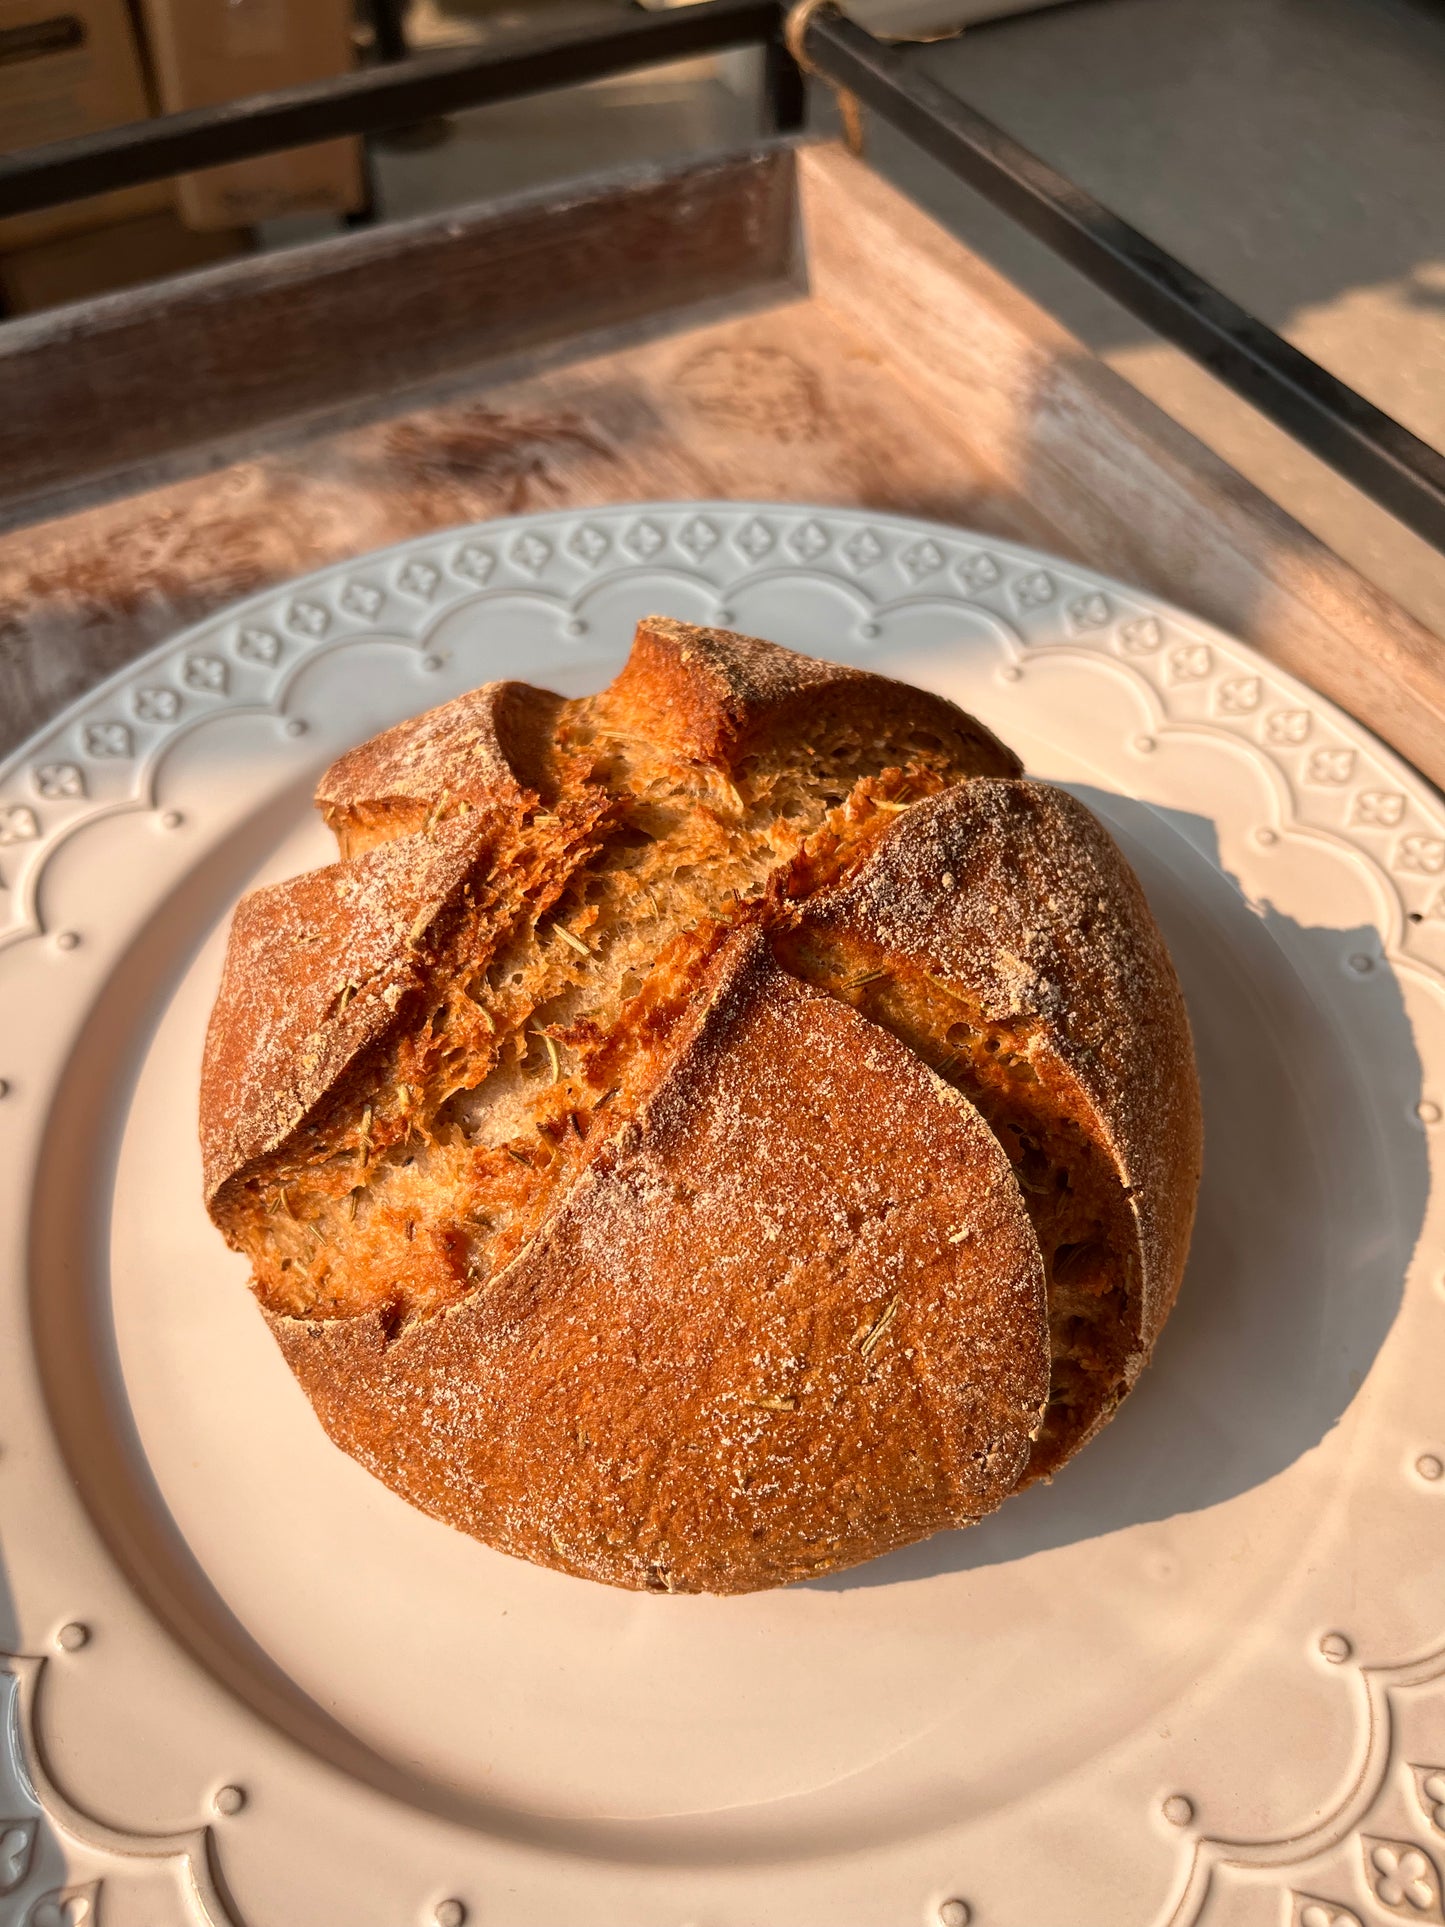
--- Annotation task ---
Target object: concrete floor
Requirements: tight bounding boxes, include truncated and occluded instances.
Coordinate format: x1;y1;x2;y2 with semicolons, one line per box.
368;0;1445;641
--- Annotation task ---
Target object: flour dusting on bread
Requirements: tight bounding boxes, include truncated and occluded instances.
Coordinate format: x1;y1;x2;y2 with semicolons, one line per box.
201;615;1200;1592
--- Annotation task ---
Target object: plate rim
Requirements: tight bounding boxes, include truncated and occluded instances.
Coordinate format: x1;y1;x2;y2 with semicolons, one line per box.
3;498;1445;1927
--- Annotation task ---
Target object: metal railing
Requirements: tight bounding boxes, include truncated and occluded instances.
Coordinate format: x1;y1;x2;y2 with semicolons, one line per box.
1;0;1441;552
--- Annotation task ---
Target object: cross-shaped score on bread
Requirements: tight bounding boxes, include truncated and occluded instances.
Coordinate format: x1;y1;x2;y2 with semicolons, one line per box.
200;616;1202;1593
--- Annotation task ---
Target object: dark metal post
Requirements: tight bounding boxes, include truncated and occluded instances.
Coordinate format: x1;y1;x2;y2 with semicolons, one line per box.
349;0;412;229
360;0;410;63
764;33;807;134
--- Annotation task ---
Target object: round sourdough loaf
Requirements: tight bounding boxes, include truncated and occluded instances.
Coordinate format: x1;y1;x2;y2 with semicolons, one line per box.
201;616;1202;1593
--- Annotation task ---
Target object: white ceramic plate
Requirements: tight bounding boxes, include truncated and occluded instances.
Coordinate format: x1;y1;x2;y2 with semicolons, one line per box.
3;502;1444;1927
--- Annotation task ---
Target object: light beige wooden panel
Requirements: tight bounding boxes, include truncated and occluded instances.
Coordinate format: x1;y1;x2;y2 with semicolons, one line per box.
798;142;1445;788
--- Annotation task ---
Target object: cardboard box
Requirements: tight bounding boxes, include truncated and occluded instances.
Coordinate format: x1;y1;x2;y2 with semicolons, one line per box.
0;0;171;252
137;0;362;232
0;206;246;314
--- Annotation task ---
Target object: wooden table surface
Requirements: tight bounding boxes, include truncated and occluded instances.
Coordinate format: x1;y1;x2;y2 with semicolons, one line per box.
3;142;1442;796
0;297;1061;756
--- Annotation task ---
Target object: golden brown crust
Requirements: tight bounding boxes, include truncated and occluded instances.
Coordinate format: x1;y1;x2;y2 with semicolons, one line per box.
599;614;1024;778
200;812;492;1204
269;934;1049;1593
316;679;565;854
201;617;1201;1591
797;779;1203;1463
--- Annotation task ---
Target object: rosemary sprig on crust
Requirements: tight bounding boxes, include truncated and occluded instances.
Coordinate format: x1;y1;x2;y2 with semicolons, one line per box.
530;1029;562;1082
552;922;591;957
856;1293;901;1358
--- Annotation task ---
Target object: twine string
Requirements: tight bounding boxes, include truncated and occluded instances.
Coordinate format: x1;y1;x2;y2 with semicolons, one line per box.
784;0;865;155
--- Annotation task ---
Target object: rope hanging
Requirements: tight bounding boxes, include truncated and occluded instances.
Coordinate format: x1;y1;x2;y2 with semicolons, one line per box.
784;0;865;155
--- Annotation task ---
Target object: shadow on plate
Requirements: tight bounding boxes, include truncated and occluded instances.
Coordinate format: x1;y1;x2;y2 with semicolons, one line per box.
812;790;1428;1588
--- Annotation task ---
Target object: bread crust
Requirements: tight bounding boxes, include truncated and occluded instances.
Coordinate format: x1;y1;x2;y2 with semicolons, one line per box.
268;931;1049;1593
317;680;565;854
796;779;1204;1467
605;615;1023;778
201;616;1201;1590
201;812;493;1205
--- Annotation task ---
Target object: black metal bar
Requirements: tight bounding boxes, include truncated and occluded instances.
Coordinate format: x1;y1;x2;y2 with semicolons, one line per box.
0;0;780;221
345;0;406;232
764;31;807;134
360;0;411;64
803;7;1445;553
